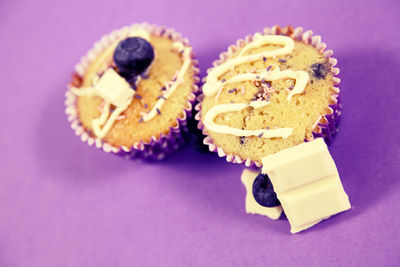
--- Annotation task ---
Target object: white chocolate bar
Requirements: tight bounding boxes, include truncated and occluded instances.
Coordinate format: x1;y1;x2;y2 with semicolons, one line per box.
261;138;351;233
241;168;283;220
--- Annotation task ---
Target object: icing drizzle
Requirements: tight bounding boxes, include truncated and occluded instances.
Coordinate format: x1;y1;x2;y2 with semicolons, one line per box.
203;34;296;96
206;67;308;101
204;102;293;138
142;41;192;122
202;34;310;139
92;100;130;138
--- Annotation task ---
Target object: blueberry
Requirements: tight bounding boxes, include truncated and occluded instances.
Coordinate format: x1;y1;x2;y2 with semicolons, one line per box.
252;173;280;207
113;37;155;76
239;136;246;145
311;63;328;79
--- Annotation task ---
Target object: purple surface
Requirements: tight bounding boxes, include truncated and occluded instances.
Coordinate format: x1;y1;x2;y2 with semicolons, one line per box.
1;0;399;266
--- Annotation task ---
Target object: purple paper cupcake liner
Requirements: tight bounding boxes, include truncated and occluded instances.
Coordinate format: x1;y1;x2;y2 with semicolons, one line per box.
195;25;342;168
65;23;200;161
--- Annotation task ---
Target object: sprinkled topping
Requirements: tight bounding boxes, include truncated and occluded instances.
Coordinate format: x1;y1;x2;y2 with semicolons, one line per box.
254;83;275;101
164;81;174;90
228;88;237;93
98;101;105;111
221;78;226;83
263;57;267;62
267;65;272;71
157;95;167;100
116;115;126;121
144;103;148;109
156;108;161;115
248;68;257;73
215;87;224;101
262;81;271;88
240;136;245;145
241;86;246;95
177;77;184;85
288;86;294;90
278;58;287;63
161;86;166;91
134;94;142;99
139;117;144;123
266;126;270;130
258;132;263;138
256;75;260;79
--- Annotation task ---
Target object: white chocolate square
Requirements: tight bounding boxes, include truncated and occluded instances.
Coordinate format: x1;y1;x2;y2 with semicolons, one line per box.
261;138;351;233
94;68;134;107
240;168;283;220
262;138;338;193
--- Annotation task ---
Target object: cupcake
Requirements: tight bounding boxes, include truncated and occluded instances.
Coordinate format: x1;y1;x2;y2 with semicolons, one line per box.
196;25;341;167
65;23;200;160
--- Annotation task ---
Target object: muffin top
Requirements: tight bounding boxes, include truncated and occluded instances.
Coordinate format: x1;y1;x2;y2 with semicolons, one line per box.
71;28;197;148
200;32;336;162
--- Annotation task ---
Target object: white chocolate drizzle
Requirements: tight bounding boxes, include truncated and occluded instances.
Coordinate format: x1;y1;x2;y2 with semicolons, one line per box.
207;67;308;101
202;35;310;139
203;35;296;95
92;101;130;138
204;103;293;138
142;41;192;122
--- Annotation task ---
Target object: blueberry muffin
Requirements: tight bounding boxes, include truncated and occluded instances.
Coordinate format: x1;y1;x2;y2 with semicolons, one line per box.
65;23;200;159
196;25;341;167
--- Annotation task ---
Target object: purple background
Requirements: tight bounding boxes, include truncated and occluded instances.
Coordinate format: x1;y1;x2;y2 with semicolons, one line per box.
1;0;399;266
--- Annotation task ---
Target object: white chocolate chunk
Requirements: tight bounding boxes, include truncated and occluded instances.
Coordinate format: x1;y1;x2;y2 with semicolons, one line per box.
94;68;134;107
261;138;351;233
263;139;338;193
240;168;283;220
